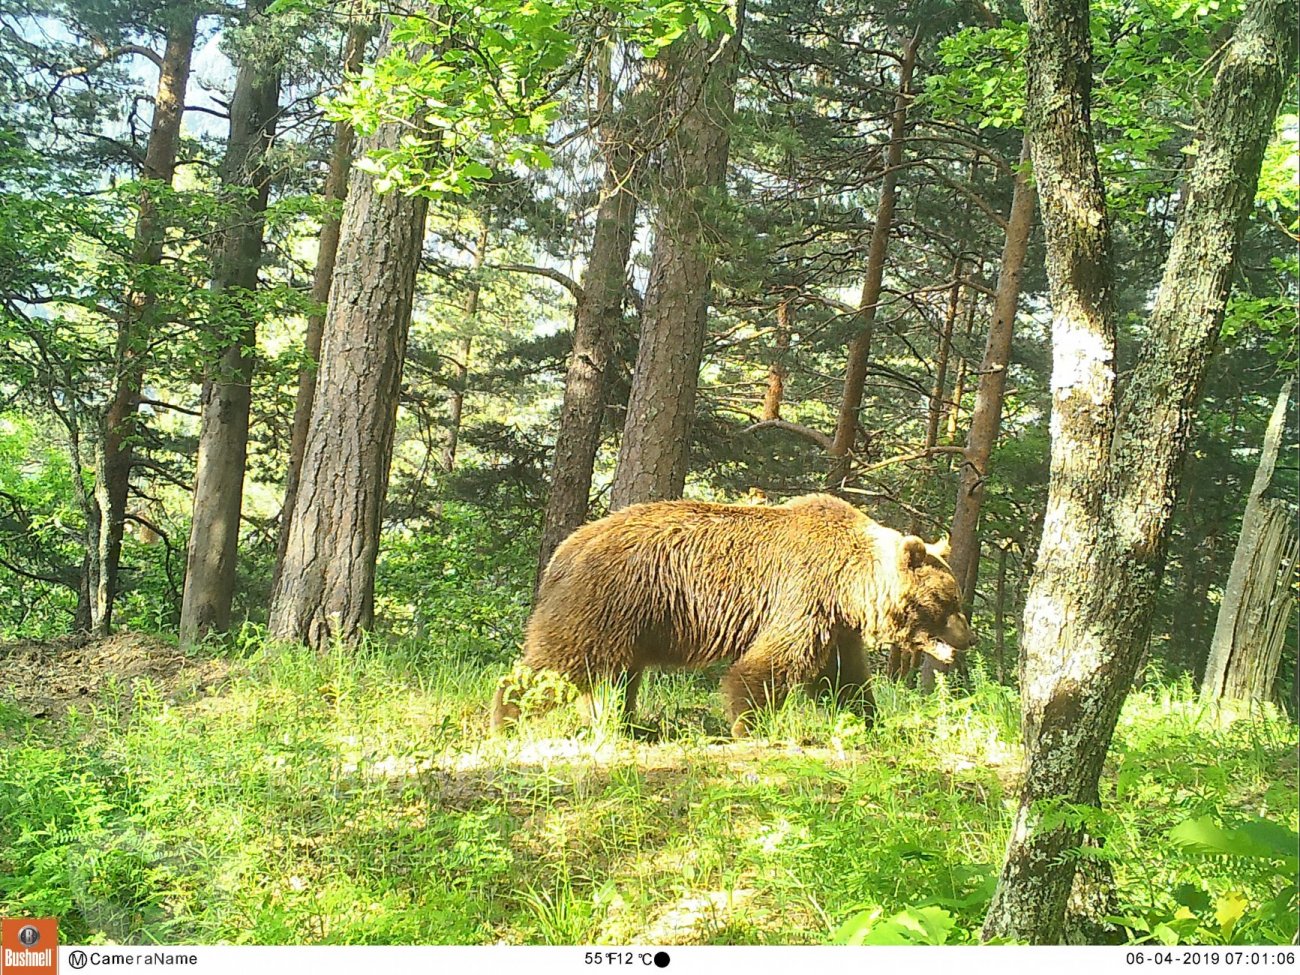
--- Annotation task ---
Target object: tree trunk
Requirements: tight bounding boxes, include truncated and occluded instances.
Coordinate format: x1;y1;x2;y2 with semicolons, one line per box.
442;220;489;473
948;136;1036;603
921;140;1035;692
274;20;369;585
609;3;744;509
1203;379;1297;702
945;295;978;444
761;298;792;421
982;0;1296;944
83;13;197;634
826;32;918;489
179;0;281;647
924;267;962;450
534;43;647;577
268;31;430;650
441;336;472;471
994;543;1008;683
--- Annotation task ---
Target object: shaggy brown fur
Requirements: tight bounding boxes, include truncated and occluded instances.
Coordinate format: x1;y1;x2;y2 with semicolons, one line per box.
492;494;974;736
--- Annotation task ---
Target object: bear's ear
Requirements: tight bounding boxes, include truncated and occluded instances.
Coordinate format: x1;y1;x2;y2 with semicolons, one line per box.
926;535;951;562
900;535;928;570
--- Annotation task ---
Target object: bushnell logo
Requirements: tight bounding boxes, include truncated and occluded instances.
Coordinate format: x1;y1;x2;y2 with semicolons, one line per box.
1;918;58;975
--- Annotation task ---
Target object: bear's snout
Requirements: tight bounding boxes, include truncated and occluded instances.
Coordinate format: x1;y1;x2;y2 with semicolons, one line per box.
944;613;976;650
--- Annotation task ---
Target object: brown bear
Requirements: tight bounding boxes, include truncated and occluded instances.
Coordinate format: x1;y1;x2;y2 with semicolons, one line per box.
491;493;974;736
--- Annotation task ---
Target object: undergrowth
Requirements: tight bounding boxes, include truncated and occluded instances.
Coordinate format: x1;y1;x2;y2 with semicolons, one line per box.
0;636;1295;945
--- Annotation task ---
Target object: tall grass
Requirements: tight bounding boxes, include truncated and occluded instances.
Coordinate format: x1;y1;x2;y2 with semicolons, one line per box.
0;636;1294;945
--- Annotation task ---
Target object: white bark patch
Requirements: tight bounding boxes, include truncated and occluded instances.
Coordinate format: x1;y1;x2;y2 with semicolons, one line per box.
1055;181;1106;229
1051;317;1114;405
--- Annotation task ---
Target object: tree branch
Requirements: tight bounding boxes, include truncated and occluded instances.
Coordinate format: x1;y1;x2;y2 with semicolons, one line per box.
55;42;164;78
138;397;201;417
855;445;967;476
491;263;583;300
742;419;835;452
184;104;232;120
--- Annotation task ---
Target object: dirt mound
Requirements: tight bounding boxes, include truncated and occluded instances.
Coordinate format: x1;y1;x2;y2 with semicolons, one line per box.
0;631;230;721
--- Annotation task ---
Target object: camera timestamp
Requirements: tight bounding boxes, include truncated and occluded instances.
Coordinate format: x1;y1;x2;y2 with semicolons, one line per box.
1125;950;1297;967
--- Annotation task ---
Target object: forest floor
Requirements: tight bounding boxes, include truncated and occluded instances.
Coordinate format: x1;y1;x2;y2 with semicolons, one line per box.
0;632;1296;946
1;632;230;721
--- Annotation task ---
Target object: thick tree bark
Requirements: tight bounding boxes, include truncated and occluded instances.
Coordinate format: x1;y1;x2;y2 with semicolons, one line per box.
82;12;197;634
268;33;430;649
609;3;744;509
1202;379;1297;702
761;298;792;421
982;0;1296;943
826;32;918;489
274;20;369;585
948;137;1037;604
179;2;280;647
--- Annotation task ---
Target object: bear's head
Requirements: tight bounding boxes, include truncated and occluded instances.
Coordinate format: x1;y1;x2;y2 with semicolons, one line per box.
893;535;975;664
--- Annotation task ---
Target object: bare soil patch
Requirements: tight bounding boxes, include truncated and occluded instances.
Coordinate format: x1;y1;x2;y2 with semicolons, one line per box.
0;631;231;722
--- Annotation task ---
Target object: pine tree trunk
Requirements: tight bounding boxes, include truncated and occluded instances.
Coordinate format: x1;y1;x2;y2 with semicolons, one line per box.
924;267;962;450
1203;379;1297;702
948;137;1036;604
442;221;489;474
274;20;369;585
441;336;472;472
761;298;792;422
982;0;1296;943
826;32;918;488
267;32;430;649
83;13;197;634
534;160;635;570
921;140;1035;692
179;1;280;647
945;297;978;444
609;4;744;509
993;543;1009;683
534;47;645;577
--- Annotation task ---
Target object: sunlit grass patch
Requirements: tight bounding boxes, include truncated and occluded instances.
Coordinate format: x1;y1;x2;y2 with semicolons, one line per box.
0;636;1294;945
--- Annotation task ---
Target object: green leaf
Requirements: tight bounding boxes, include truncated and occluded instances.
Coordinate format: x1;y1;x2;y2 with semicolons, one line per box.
1214;892;1248;937
1152;922;1180;946
833;906;957;945
461;161;493;181
1237;819;1300;859
1173;883;1212;914
1169;815;1299;865
830;907;883;945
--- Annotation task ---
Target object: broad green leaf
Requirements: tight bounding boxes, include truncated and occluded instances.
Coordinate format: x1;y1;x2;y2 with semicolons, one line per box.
1214;892;1248;936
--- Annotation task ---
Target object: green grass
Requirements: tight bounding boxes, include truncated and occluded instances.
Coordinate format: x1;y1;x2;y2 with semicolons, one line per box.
0;637;1295;945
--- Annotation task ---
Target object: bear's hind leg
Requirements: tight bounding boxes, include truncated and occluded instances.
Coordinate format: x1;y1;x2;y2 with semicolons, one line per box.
724;628;835;737
808;634;876;726
722;656;798;738
621;668;644;725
